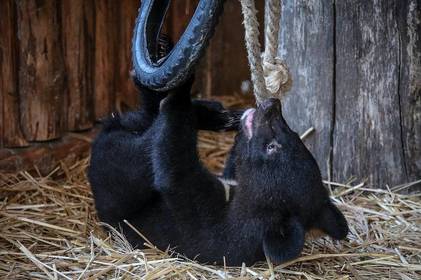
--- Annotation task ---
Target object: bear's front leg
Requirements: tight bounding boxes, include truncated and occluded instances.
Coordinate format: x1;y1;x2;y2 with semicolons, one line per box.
151;85;228;225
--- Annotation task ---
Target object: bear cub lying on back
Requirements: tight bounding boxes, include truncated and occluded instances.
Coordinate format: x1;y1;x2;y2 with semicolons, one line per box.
88;79;348;266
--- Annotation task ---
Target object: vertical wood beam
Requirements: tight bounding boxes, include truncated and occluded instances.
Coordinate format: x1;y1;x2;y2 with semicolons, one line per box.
396;0;421;186
94;0;119;119
17;0;65;141
115;0;139;112
334;0;410;186
0;0;28;147
278;0;334;179
62;0;95;131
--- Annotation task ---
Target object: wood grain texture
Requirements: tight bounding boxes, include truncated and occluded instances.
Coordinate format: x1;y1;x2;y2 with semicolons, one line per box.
396;0;421;184
94;0;118;119
0;0;417;187
0;0;28;148
278;0;334;179
17;0;65;141
61;0;95;131
115;0;139;112
333;0;410;186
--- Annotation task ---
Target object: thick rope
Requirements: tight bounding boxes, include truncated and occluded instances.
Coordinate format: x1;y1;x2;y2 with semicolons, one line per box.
263;0;289;97
263;0;280;65
240;0;290;103
239;0;269;104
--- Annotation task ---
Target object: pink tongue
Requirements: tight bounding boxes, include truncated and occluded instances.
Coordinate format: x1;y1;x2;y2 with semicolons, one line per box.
241;109;255;138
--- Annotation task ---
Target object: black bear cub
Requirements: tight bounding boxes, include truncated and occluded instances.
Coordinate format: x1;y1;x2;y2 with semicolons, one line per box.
89;79;349;266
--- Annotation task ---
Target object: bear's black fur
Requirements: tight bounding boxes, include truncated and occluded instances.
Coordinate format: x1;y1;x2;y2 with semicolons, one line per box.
88;80;349;266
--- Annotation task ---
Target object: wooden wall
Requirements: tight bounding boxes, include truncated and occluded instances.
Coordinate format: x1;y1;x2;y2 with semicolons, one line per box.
0;0;257;173
0;0;257;145
0;0;139;148
279;0;420;187
1;0;420;189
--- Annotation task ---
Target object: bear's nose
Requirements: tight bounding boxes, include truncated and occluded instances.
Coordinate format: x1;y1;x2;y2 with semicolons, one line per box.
260;98;281;113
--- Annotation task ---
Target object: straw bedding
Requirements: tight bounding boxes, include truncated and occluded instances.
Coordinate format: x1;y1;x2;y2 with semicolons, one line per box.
1;97;420;279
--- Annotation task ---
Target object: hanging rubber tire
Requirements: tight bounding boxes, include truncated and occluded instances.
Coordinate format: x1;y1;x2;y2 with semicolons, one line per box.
132;0;224;91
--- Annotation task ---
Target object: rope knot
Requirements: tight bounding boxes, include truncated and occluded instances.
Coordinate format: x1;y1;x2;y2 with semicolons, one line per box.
263;57;290;98
240;0;291;104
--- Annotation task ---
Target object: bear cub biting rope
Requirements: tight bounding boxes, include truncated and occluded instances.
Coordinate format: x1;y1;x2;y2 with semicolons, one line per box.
88;79;348;266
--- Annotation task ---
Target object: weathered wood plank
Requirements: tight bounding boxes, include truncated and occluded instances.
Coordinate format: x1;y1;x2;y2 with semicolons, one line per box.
115;0;139;112
61;0;95;131
396;0;421;187
278;0;334;179
333;0;407;186
17;0;65;141
94;0;118;119
0;0;28;148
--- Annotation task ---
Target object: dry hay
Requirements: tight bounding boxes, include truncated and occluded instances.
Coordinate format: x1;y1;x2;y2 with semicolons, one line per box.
1;96;421;279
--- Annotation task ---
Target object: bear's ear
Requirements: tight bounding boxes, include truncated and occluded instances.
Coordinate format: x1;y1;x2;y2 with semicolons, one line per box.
263;217;305;264
314;202;349;240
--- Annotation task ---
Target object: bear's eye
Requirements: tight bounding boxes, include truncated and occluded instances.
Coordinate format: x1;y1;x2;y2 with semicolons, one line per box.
266;140;281;154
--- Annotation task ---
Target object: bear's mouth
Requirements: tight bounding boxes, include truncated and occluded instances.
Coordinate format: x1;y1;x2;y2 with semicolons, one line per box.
241;108;256;138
